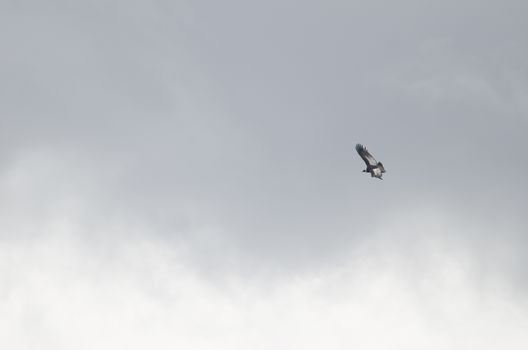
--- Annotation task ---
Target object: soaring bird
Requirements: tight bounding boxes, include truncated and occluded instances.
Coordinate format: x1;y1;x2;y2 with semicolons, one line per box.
356;144;386;180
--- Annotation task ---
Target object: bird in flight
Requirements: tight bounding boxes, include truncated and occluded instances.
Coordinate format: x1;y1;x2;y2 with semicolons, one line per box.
356;144;386;180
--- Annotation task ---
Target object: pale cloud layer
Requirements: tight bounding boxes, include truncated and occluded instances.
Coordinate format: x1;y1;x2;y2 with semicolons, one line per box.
1;0;528;348
2;208;527;350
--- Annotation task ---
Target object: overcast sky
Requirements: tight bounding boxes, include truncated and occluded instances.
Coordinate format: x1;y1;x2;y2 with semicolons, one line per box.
1;1;528;349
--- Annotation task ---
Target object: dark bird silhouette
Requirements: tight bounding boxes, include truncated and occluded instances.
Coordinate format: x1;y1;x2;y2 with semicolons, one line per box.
356;144;386;180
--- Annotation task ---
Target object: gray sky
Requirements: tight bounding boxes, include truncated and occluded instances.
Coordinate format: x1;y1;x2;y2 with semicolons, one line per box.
1;1;528;348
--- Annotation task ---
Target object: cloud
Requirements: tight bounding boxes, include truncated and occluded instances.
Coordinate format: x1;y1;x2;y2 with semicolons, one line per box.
1;210;527;350
2;150;526;349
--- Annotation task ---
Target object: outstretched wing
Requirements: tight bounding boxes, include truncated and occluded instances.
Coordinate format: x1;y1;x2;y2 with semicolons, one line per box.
378;162;386;173
356;144;378;167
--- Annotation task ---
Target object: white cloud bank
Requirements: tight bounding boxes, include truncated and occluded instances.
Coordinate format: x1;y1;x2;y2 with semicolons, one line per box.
1;189;526;350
